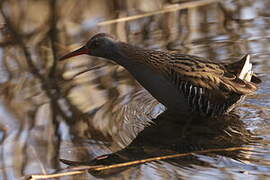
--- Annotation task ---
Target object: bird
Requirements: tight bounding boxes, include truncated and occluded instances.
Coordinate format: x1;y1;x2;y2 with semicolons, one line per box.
59;33;261;117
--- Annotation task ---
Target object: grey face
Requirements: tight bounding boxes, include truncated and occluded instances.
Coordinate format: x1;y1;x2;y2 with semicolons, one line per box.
85;33;117;58
59;33;119;61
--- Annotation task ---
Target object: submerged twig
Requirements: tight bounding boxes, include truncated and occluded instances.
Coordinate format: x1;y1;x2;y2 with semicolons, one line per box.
28;171;86;180
68;64;108;80
48;0;59;78
28;146;253;180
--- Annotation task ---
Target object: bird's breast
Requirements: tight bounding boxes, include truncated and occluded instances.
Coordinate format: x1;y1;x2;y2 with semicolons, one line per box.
122;61;190;112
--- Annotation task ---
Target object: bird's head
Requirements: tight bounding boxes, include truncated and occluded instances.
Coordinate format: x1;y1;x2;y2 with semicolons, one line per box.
59;33;118;61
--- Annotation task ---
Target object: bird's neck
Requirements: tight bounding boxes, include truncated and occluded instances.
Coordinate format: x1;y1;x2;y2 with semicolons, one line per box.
110;42;167;71
109;42;143;65
105;42;188;110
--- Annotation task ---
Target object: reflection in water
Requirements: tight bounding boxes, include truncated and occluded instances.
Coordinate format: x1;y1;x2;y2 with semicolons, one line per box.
80;111;257;177
0;0;270;179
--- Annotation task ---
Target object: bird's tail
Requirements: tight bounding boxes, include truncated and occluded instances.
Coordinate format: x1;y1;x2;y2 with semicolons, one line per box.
238;54;253;82
226;54;261;84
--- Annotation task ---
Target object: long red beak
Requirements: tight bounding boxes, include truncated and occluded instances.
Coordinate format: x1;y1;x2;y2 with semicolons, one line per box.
59;46;89;61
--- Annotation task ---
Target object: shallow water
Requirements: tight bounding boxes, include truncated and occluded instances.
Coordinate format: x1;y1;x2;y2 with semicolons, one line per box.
0;0;270;179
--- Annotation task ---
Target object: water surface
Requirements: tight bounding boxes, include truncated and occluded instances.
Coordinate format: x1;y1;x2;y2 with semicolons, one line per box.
0;0;270;179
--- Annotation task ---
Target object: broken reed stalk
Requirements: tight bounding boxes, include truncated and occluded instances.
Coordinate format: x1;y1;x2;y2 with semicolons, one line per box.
98;0;218;26
29;146;253;180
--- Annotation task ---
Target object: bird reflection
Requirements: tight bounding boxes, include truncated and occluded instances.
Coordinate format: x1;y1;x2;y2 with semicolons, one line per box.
61;109;258;177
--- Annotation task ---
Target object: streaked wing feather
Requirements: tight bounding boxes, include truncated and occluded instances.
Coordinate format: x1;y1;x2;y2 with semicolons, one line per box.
162;54;258;116
168;54;257;94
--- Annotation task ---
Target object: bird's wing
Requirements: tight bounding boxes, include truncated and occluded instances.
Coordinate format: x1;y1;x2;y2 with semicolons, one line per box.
160;54;258;116
165;54;257;95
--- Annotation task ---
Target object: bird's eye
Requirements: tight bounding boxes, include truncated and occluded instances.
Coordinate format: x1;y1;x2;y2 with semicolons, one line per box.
92;40;99;48
86;40;100;49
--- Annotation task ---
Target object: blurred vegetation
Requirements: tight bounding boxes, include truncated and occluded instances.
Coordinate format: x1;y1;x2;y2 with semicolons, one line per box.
0;0;269;179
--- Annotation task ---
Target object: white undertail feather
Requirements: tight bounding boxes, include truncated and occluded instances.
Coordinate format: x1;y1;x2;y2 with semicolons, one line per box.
238;54;253;82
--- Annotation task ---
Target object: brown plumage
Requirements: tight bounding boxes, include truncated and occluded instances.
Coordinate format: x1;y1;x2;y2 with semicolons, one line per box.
59;33;261;117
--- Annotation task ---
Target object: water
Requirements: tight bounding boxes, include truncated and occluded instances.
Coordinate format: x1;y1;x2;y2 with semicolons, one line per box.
0;0;270;179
